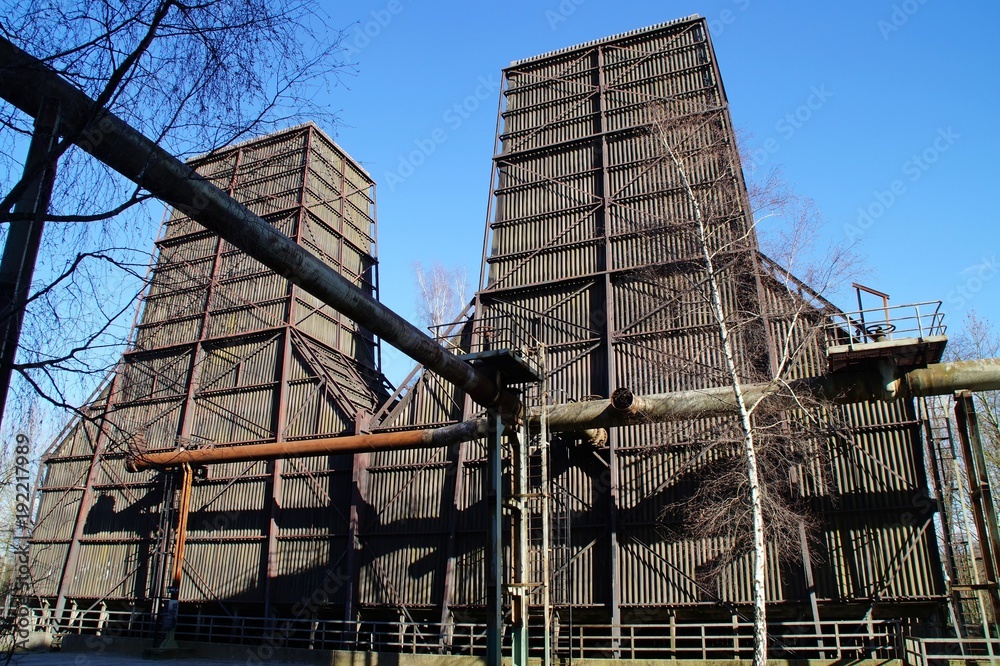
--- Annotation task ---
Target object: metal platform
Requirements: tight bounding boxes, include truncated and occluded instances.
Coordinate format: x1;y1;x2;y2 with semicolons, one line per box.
827;334;949;373
462;349;543;385
823;300;948;372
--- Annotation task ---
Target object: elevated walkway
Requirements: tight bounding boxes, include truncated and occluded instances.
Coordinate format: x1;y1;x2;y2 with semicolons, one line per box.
823;301;947;373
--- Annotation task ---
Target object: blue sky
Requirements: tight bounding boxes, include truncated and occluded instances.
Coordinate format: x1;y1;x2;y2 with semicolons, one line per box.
318;0;1000;382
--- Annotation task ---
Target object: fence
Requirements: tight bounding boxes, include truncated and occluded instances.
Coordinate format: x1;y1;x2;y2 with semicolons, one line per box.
548;619;903;661
904;636;1000;666
16;604;912;662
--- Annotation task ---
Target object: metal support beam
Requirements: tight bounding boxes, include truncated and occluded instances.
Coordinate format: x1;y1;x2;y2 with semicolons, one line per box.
538;344;553;666
954;392;1000;627
511;425;529;666
487;412;504;666
593;44;621;655
54;367;124;622
0;36;519;418
0;96;59;431
157;462;193;649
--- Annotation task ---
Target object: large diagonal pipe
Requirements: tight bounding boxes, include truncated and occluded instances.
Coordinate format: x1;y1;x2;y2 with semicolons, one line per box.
0;37;517;416
128;359;1000;470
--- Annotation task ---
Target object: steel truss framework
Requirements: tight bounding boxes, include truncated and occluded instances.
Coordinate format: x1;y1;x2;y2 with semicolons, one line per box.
22;15;973;661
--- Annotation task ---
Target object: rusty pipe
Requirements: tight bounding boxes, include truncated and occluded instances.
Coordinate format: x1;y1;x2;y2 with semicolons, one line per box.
128;419;490;471
0;36;519;417
581;429;608;447
129;358;1000;471
170;464;193;596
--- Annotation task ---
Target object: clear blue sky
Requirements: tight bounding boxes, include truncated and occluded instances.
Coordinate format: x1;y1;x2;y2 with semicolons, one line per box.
318;0;1000;382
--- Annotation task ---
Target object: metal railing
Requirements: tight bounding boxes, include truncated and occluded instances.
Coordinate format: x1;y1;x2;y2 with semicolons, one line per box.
426;302;476;352
904;636;1000;666
19;605;156;639
21;605;908;662
171;614;487;655
547;619;903;661
468;314;533;354
824;301;946;347
46;604;1000;665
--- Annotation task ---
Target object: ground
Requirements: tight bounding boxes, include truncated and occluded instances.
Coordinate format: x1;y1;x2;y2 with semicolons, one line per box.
10;655;277;665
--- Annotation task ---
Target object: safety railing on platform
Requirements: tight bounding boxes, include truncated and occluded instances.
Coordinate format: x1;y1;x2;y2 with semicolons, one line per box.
426;302;476;352
30;606;155;639
823;301;946;347
904;635;1000;666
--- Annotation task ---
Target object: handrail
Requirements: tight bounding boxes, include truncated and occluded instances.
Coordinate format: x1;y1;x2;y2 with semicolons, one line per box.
824;300;946;347
21;606;910;661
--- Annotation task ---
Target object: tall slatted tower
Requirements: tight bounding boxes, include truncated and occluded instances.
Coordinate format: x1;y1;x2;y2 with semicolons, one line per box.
29;123;391;618
374;14;945;647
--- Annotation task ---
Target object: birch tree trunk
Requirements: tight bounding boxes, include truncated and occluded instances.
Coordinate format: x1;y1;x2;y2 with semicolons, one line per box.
653;120;769;666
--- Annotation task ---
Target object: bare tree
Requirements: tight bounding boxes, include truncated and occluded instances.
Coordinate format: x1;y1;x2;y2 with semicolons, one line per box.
949;311;1000;489
643;100;856;665
0;0;347;420
413;261;470;330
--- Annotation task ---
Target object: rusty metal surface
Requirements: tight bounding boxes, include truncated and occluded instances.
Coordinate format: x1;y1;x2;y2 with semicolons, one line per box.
128;420;489;470
21;15;953;649
909;359;1000;396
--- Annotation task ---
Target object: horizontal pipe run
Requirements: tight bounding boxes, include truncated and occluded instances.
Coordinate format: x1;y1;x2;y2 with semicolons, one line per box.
0;37;518;417
536;359;1000;431
127;359;1000;471
127;419;490;471
907;359;1000;397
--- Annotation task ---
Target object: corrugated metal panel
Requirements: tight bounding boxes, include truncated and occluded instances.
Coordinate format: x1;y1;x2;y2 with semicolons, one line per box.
69;541;154;599
274;537;350;605
180;541;263;602
28;543;70;597
360;537;441;607
31;488;83;541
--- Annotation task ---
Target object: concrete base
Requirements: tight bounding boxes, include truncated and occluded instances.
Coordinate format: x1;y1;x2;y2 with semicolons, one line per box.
142;645;197;660
58;637;903;666
0;629;55;652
